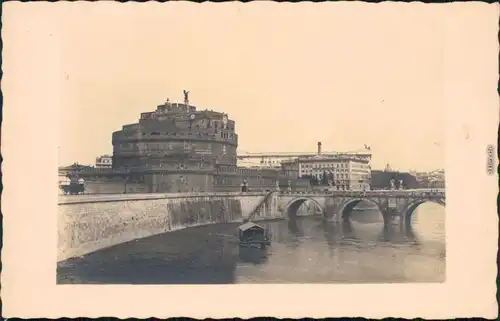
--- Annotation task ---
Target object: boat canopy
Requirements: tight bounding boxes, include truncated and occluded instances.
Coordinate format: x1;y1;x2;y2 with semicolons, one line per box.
238;222;265;232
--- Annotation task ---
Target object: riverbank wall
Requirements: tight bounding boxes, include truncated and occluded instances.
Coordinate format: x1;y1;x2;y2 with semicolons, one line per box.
58;192;275;262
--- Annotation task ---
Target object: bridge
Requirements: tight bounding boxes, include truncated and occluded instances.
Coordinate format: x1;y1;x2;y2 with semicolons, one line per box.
249;189;445;227
58;189;445;262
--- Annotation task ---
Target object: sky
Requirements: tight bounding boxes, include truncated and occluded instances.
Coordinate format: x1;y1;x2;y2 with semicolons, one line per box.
53;2;450;171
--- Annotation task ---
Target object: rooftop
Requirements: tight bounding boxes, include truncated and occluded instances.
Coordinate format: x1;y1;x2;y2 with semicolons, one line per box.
297;154;371;162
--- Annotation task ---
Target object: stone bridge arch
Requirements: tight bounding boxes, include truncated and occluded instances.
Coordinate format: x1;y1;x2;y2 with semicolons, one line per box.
402;198;446;226
283;197;325;218
336;198;384;221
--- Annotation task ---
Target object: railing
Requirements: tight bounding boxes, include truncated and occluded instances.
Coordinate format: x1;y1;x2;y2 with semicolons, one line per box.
280;189;445;198
59;167;129;174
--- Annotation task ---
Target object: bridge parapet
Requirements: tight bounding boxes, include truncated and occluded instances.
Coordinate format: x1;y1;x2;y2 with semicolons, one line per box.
59;191;269;205
279;189;445;199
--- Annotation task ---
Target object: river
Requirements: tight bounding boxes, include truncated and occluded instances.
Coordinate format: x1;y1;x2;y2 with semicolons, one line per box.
57;202;445;284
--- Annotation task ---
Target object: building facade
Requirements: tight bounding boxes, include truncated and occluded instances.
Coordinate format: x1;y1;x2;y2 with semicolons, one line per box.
297;154;371;191
95;155;113;168
281;158;300;178
410;169;445;188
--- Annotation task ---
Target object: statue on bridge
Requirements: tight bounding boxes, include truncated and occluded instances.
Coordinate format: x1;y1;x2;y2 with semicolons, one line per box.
241;179;249;192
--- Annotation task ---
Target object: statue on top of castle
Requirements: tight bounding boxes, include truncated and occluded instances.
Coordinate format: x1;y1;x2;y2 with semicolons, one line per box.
183;90;190;103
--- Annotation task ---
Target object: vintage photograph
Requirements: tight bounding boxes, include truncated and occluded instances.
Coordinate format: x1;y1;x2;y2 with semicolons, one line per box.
56;4;447;284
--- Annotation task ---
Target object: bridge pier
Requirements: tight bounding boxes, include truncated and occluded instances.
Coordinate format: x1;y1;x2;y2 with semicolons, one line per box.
387;214;403;226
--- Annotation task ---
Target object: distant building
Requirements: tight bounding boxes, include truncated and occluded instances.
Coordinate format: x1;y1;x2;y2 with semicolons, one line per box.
281;158;300;178
297;155;371;191
95;155;112;168
58;163;93;186
413;169;445;188
59;163;94;176
280;142;372;191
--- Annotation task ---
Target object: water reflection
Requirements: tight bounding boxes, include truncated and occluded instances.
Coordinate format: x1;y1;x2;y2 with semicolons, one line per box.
238;246;269;265
377;224;419;245
341;220;356;238
285;218;304;249
57;223;241;284
287;218;303;235
299;215;420;250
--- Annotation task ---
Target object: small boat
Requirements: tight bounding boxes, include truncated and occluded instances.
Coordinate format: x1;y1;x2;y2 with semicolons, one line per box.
238;222;271;249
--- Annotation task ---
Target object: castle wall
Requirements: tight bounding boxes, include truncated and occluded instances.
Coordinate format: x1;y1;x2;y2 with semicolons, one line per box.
147;172;214;193
76;181;149;195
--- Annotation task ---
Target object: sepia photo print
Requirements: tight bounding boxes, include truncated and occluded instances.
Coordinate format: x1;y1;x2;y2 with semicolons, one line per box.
56;3;447;285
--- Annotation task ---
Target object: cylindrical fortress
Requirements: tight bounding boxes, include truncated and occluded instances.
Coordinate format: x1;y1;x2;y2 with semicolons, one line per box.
112;101;238;193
